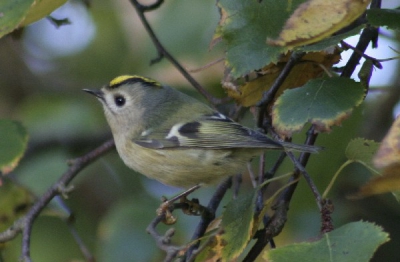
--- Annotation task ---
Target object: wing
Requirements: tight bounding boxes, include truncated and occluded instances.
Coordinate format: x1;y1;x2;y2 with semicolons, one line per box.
134;113;284;150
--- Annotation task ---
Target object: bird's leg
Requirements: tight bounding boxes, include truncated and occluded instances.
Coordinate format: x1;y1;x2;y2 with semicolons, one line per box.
180;197;203;216
157;184;202;224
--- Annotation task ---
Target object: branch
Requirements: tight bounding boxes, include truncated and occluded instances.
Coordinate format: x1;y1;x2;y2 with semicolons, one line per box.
280;127;318;204
66;218;96;262
146;214;181;262
134;0;164;12
285;150;322;209
257;51;306;127
255;152;286;215
340;26;380;77
129;0;225;106
21;139;114;261
0;217;25;242
246;15;381;254
185;177;232;261
244;127;319;260
145;178;232;261
0;139;115;261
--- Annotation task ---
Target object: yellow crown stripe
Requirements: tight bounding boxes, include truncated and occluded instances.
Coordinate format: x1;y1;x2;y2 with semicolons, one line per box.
109;75;161;88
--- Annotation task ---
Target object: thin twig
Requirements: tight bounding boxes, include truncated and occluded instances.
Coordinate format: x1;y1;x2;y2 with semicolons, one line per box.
340;41;400;69
0;217;25;242
147;185;231;262
146;214;181;262
245;127;318;260
340;25;380;77
18;139;115;261
280;127;318;203
185;177;232;261
258;152;266;186
243;200;289;262
66;219;96;262
285;151;322;209
129;0;225;105
255;152;286;215
135;0;164;12
247;162;258;188
188;57;225;73
256;51;306;127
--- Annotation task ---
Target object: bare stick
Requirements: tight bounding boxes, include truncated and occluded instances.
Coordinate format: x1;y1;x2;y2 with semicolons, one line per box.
129;0;225;105
256;51;305;127
1;139;116;262
146;214;181;262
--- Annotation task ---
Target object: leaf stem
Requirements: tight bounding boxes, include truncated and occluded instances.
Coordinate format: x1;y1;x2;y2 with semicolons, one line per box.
322;160;353;199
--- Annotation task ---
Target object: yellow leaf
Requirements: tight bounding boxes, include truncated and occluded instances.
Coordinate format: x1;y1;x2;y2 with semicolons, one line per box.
226;50;341;107
193;233;225;262
268;0;372;48
373;116;400;169
349;164;400;198
349;117;400;199
19;0;68;27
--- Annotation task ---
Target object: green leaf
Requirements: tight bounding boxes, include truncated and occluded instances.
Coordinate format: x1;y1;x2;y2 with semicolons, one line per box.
272;77;365;136
216;0;303;77
221;190;257;260
0;120;28;174
0;0;34;38
264;221;390;262
367;8;400;30
323;138;381;199
345;138;380;173
358;59;374;89
0;0;67;39
345;138;400;201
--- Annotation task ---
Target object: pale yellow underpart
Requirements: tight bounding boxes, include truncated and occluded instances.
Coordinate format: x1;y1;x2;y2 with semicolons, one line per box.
115;135;260;188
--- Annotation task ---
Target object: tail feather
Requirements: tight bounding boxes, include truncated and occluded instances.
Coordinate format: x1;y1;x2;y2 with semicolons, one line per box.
280;142;322;153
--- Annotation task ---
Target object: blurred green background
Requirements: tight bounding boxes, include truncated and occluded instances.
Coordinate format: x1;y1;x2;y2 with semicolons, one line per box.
1;0;400;261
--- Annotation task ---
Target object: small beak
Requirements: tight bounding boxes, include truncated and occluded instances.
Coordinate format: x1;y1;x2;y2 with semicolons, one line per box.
83;89;104;99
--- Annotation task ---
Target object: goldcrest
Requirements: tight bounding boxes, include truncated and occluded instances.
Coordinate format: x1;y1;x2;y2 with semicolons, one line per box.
84;75;319;188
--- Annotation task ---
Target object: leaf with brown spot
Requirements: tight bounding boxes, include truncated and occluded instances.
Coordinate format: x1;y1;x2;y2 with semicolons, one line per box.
345;138;380;174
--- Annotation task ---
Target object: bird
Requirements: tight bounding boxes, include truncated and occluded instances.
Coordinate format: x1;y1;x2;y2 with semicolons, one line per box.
83;75;319;188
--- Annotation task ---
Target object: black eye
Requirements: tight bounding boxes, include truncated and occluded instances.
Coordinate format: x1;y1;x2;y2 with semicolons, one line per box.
114;95;126;107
